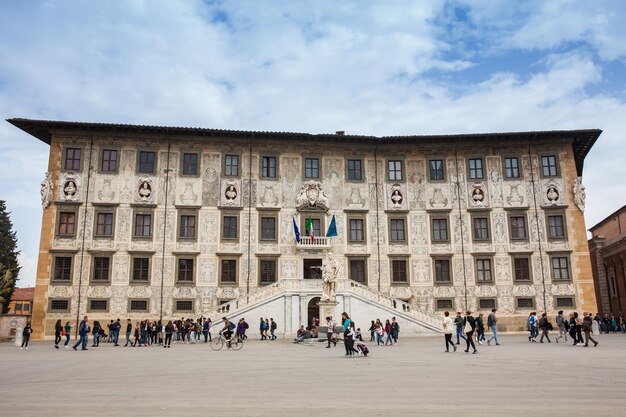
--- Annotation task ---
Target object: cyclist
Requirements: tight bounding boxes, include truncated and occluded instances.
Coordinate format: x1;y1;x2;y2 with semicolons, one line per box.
220;317;236;346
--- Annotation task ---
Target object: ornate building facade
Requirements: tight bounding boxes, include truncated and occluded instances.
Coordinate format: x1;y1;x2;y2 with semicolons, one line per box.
9;118;600;337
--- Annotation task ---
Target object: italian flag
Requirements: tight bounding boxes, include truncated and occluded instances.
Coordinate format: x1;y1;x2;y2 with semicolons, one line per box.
306;216;314;241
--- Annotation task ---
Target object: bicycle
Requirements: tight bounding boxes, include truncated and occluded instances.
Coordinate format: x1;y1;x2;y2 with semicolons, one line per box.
210;332;243;351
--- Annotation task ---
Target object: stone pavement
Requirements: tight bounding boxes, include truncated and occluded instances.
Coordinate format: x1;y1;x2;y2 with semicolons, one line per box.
1;333;625;417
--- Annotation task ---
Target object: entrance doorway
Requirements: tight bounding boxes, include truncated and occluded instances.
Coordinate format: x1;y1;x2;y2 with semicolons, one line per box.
303;259;322;279
307;297;321;329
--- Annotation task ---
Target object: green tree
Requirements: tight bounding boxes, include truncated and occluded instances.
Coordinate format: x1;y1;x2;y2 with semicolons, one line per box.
0;200;21;312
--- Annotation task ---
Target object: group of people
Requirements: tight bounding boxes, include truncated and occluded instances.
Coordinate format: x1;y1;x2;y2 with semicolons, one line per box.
368;318;400;346
442;309;500;354
526;310;599;347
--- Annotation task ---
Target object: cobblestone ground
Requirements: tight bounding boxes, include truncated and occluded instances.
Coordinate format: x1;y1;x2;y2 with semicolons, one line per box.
1;333;625;417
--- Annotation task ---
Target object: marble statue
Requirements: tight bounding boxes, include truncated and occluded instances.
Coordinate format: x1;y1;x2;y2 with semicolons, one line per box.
321;252;338;301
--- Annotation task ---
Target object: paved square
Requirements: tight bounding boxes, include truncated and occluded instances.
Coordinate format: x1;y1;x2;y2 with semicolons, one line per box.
1;333;625;416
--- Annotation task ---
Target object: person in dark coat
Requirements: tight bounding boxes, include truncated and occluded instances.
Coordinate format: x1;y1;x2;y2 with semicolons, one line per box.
54;319;63;349
21;323;32;350
464;311;477;354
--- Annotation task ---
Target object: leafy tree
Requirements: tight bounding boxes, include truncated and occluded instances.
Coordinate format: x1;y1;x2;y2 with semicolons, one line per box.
0;200;21;312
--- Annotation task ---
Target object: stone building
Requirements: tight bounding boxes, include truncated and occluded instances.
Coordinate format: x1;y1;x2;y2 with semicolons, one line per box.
588;205;626;316
8;118;600;338
6;287;34;317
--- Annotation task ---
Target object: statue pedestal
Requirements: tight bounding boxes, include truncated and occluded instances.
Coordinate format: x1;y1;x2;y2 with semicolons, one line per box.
318;299;339;321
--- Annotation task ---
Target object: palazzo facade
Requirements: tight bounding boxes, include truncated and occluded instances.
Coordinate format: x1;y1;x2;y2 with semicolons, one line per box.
8;118;600;337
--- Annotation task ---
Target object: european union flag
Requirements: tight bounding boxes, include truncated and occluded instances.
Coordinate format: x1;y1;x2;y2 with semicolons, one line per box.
292;217;301;243
326;214;338;237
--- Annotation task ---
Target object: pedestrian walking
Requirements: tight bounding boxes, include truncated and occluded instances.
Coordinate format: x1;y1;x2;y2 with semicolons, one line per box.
164;320;173;348
63;322;71;348
72;315;90;351
555;310;568;343
538;313;551;343
528;312;538;342
464;311;477;354
583;313;598;347
486;308;500;346
391;317;400;345
20;322;32;350
54;319;62;349
123;319;132;347
368;320;376;342
574;312;584;345
384;319;393;345
455;312;467;345
259;317;266;340
375;319;384;346
270;318;277;340
341;312;352;354
476;313;485;344
326;316;336;348
92;320;101;347
442;311;456;352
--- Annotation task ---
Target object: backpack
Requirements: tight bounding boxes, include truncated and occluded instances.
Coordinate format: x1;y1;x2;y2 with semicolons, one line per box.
229;321;236;330
564;320;570;331
243;321;249;329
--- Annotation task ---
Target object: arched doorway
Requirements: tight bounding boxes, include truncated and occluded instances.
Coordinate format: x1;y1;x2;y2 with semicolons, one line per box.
307;297;321;329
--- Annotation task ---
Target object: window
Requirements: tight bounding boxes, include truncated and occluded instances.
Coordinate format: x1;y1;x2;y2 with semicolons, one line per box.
547;214;565;238
432;218;449;242
429;159;445;181
100;149;118;173
92;257;111;282
179;215;197;239
479;298;496;310
177;258;195;283
468;158;484;179
513;257;531;282
64;148;81;171
53;256;72;281
58;212;76;236
262;156;277;178
15;303;22;313
220;259;237;284
349;259;367;284
516;297;535;309
551;256;570;281
304;218;322;238
138;151;156;174
555;297;574;308
349;218;365;242
129;300;148;312
224;154;239;177
541;155;558;177
49;299;70;312
504;157;520;178
23;303;30;312
390;218;406;242
95;212;114;237
473;217;490;241
175;300;194;312
304;158;319;178
391;259;408;284
89;299;108;311
475;259;493;283
182;153;198;176
347;159;362;181
387;160;403;181
134;213;152;238
222;215;238;240
434;259;451;284
260;216;277;241
509;215;527;239
131;258;150;282
436;299;453;310
259;259;277;285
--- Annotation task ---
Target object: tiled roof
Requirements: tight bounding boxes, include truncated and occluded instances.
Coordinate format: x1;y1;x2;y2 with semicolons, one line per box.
11;287;34;301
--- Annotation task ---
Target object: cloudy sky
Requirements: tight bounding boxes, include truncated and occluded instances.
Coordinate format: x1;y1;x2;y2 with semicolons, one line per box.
1;0;625;288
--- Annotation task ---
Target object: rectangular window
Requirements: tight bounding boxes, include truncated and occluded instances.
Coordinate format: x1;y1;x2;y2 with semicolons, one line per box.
387;160;403;181
138;151;156;174
551;257;570;281
89;299;109;311
260;217;277;241
222;216;238;240
64;148;81;171
547;215;565;238
516;297;535;309
101;149;118;173
391;259;408;283
304;218;321;238
434;259;451;284
134;214;152;238
468;158;484;179
304;158;319;178
132;258;150;282
509;216;527;239
473;217;489;240
349;259;367;284
23;303;30;312
49;299;70;312
220;259;237;284
349;219;365;242
475;259;493;283
541;155;558;177
555;297;574;308
177;259;195;283
182;153;198;176
347;159;362;181
129;300;148;312
513;258;531;282
15;303;22;313
432;218;449;242
179;215;196;239
95;212;114;237
58;212;76;236
176;300;194;312
259;259;277;285
262;156;277;178
224;154;239;177
479;298;496;310
93;257;111;282
436;299;453;310
504;157;520;178
389;218;406;242
429;159;445;181
54;256;72;281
